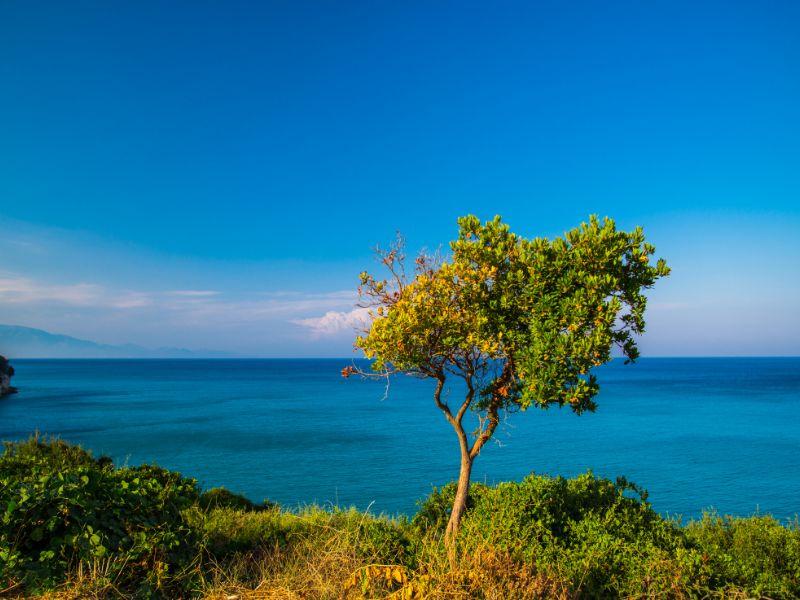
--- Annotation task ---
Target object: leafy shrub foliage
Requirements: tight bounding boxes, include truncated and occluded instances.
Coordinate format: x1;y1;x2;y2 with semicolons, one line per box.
327;507;415;567
0;436;199;597
198;487;276;513
686;512;800;598
416;471;713;597
201;505;413;568
199;505;298;556
2;437;799;598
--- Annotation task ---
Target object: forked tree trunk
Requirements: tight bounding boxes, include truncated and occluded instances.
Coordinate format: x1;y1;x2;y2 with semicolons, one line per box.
444;446;473;563
432;373;498;567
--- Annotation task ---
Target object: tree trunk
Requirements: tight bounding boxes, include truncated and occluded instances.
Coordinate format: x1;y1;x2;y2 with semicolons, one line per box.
444;446;473;564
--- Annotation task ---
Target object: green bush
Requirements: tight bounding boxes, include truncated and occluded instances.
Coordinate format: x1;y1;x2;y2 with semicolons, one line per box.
3;436;799;598
0;436;200;597
416;471;711;597
686;512;800;599
413;480;491;533
325;507;415;567
200;503;413;569
198;486;276;512
200;505;298;555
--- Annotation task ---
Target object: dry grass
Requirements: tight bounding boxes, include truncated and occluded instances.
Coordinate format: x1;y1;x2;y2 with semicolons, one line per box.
6;439;793;599
196;542;363;600
19;539;574;599
7;513;777;600
10;499;792;599
18;549;758;600
195;539;573;600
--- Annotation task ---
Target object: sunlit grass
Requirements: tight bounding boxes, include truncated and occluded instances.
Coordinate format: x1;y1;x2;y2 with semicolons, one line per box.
3;437;799;599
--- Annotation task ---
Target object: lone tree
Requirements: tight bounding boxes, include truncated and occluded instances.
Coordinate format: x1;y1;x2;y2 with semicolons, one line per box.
344;215;669;553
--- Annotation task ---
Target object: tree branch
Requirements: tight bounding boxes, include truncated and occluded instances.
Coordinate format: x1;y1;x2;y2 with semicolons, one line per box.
469;359;513;459
432;372;456;428
470;403;500;460
455;377;475;426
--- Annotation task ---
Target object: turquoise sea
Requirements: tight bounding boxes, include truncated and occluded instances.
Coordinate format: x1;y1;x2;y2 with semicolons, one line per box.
1;358;799;521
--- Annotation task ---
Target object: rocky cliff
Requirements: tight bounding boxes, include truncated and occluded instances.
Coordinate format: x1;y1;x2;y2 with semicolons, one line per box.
0;355;18;397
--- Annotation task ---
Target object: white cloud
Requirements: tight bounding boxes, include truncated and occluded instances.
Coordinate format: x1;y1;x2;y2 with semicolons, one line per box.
0;220;370;353
0;275;159;310
0;270;364;338
0;275;103;306
293;307;372;337
110;292;153;309
0;272;357;316
167;290;221;297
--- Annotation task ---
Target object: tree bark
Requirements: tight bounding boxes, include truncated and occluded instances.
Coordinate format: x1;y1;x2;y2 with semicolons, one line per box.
433;372;483;566
444;448;473;548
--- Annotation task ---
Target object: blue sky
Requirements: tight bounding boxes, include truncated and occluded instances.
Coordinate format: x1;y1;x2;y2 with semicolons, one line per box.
1;1;799;356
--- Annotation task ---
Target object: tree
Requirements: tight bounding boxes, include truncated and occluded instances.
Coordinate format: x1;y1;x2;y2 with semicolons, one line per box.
343;215;670;557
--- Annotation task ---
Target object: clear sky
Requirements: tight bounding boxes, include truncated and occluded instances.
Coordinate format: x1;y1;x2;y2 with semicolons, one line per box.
1;0;799;356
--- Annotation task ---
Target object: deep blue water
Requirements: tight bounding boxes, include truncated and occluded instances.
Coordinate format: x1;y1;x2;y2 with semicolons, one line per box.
1;358;799;521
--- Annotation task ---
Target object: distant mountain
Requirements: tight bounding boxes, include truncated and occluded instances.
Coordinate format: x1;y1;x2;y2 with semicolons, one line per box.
0;324;232;358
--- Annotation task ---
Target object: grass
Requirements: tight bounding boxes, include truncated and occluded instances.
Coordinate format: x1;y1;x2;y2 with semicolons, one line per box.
2;436;799;599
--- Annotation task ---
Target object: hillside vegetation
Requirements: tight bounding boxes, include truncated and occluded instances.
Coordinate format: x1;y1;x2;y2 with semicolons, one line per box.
1;437;798;599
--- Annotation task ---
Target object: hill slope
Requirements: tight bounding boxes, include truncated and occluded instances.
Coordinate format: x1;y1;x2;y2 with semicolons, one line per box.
0;324;228;358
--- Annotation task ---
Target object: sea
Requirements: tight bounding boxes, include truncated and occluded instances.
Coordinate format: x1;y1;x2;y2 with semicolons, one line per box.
1;358;799;522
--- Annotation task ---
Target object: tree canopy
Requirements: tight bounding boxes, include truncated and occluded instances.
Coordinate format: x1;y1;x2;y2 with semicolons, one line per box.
346;214;670;551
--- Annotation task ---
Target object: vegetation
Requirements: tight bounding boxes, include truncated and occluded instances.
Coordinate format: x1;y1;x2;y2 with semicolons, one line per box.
2;436;799;599
0;437;199;597
346;214;670;552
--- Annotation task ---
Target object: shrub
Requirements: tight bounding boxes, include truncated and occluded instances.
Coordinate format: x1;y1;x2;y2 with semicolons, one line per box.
326;507;415;567
415;471;711;597
686;512;800;599
0;436;200;597
198;487;276;512
200;505;298;555
413;481;491;534
201;504;413;569
4;437;800;599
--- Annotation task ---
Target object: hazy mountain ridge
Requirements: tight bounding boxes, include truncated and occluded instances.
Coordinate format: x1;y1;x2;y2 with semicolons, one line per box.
0;324;231;358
